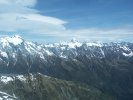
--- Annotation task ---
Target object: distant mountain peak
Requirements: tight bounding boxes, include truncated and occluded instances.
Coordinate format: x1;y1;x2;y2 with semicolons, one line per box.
0;35;23;46
71;38;78;43
12;35;22;39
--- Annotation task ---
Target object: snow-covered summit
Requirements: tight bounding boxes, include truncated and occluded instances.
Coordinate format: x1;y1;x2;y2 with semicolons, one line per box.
0;35;23;47
71;38;78;43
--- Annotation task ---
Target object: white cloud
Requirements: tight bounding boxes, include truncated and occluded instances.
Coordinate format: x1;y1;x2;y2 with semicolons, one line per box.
0;13;66;31
42;27;133;42
0;0;37;13
0;0;67;35
22;14;67;25
0;0;37;7
66;28;133;41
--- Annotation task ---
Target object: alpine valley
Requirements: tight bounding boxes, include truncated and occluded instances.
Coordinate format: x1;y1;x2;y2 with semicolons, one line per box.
0;35;133;100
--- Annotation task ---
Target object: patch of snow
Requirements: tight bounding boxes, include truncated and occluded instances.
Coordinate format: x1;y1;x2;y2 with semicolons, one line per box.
67;42;82;48
0;91;12;97
72;59;78;62
60;55;67;59
60;47;66;50
26;41;35;47
37;45;42;50
68;43;76;48
24;42;40;54
12;53;16;58
3;96;8;99
7;62;9;66
0;97;3;100
30;73;35;81
45;50;53;55
123;52;133;57
6;35;23;46
0;38;9;48
60;52;67;59
86;42;103;47
7;99;13;100
44;44;54;48
120;46;130;51
74;42;82;47
16;75;26;82
13;93;17;98
24;43;32;53
100;49;105;57
0;91;17;100
39;53;45;59
0;52;8;58
59;41;82;49
1;76;13;84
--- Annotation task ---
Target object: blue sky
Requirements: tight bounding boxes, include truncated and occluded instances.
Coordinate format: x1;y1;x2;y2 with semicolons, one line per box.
0;0;133;43
36;0;133;29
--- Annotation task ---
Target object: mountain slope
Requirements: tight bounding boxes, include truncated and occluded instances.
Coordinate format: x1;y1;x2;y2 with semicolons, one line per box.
0;35;133;74
0;35;133;100
0;73;115;100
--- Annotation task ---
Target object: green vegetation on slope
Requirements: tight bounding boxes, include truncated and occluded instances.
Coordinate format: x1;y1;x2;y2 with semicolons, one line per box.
1;74;115;100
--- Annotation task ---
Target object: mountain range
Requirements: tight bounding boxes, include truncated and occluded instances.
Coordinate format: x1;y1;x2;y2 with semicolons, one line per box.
0;35;133;100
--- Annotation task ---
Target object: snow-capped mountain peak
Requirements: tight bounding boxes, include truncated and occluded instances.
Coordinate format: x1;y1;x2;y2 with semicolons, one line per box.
0;35;23;47
6;35;23;45
0;35;133;66
71;38;78;43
